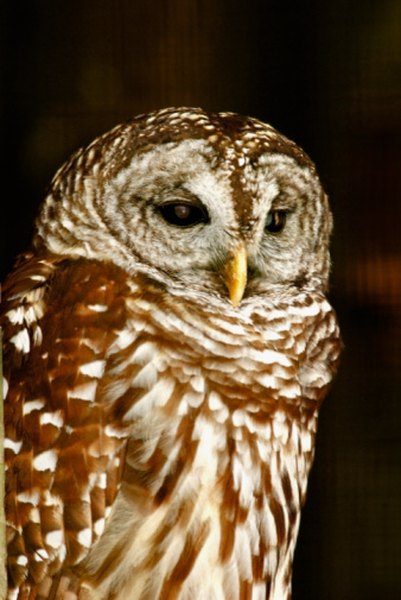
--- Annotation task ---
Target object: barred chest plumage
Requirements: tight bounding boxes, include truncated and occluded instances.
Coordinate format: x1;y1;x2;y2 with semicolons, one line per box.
67;267;337;600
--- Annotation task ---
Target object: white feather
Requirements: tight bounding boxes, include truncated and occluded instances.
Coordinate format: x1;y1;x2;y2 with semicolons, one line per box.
10;329;30;353
33;450;58;472
67;381;98;402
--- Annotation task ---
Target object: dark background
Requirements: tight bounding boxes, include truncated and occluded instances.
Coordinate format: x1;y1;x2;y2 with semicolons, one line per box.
2;2;401;598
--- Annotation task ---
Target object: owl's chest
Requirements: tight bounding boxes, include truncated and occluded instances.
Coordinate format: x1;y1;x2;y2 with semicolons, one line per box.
111;305;314;474
114;311;316;504
113;300;306;417
91;313;316;599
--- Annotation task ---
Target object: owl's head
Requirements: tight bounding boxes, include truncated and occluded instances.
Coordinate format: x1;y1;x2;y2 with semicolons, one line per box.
35;107;333;306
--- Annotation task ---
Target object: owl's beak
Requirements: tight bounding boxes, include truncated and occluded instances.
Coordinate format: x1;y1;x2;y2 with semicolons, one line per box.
224;243;247;307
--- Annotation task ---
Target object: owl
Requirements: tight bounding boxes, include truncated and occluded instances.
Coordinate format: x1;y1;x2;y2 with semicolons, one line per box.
1;107;341;600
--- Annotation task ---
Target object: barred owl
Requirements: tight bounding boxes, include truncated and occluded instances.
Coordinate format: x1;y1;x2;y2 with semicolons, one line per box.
1;107;341;600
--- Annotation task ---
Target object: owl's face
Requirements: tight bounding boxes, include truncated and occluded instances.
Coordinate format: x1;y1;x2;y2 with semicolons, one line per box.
36;108;332;305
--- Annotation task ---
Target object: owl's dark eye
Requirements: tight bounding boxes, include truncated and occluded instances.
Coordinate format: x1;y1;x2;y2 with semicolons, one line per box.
158;201;209;227
265;210;287;233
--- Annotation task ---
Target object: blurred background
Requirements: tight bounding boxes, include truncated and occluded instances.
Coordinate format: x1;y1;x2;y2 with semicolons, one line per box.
1;1;400;598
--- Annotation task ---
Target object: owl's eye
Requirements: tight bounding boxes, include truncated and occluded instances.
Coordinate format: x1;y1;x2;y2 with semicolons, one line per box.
158;201;209;227
265;210;287;233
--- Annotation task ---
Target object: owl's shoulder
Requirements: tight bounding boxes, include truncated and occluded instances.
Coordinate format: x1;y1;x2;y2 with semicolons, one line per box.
2;253;132;317
1;254;134;376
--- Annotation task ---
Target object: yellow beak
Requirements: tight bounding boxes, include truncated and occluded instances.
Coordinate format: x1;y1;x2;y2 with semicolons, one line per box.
224;243;247;307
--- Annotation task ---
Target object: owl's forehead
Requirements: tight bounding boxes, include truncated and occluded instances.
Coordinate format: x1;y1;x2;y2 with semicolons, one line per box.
129;107;312;167
140;109;277;155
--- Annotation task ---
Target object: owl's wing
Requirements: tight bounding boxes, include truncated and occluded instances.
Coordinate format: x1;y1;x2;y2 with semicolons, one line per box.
2;253;134;597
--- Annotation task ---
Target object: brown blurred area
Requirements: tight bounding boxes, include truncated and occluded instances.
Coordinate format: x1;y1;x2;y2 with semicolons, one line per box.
1;1;401;598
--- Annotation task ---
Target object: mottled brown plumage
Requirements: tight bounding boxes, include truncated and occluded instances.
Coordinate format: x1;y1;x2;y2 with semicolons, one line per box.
2;107;341;599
